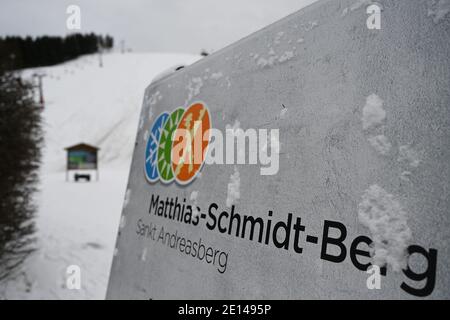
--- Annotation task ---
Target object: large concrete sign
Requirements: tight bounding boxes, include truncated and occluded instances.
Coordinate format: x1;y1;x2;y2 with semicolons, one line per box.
107;0;450;299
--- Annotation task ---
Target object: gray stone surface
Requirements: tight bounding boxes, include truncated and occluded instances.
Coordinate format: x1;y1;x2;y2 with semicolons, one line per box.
107;0;450;299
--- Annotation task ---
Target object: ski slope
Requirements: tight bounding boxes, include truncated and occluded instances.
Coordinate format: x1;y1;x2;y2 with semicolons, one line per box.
0;52;199;299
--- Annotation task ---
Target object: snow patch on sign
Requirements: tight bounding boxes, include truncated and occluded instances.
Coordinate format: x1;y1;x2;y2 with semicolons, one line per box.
140;248;147;262
274;31;285;44
427;0;450;23
186;77;203;103
342;0;373;16
190;190;199;201
256;51;294;67
398;145;421;167
367;134;392;155
138;115;145;130
119;215;126;229
256;56;276;68
123;189;131;209
362;94;386;130
278;51;294;63
148;91;162;106
190;190;201;217
304;20;319;31
148;106;154;122
255;37;296;69
209;72;223;80
224;76;232;88
358;185;412;272
226;166;240;208
143;129;149;142
400;171;412;182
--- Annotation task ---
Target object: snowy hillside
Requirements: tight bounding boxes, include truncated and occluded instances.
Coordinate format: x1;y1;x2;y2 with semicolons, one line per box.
0;52;200;299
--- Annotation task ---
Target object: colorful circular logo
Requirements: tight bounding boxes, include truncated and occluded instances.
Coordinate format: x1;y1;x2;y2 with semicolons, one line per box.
144;111;169;182
144;102;211;185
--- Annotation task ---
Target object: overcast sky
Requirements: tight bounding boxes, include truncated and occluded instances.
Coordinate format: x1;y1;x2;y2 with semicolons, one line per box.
0;0;317;54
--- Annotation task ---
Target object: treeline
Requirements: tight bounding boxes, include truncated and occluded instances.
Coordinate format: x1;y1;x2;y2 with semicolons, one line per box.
0;68;43;279
0;33;113;70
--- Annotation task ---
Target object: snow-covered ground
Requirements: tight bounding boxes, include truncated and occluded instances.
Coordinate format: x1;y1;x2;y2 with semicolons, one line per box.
0;52;199;299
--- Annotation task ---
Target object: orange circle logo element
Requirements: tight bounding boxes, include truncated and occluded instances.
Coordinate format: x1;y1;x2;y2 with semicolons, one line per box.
171;102;211;185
